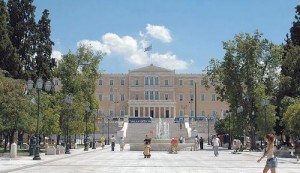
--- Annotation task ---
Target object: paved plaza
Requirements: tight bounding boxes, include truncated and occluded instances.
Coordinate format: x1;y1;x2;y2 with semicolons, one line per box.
0;144;299;173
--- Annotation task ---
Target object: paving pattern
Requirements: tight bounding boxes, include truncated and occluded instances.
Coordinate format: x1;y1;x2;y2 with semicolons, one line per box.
0;145;299;173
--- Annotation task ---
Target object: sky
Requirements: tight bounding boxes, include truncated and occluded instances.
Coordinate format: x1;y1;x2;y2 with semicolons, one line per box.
33;0;299;74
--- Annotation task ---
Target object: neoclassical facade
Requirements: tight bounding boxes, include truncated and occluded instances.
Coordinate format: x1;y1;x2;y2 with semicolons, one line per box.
94;64;228;119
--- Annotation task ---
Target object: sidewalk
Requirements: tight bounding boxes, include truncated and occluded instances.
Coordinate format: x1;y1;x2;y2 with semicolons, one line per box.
0;146;108;173
0;144;299;173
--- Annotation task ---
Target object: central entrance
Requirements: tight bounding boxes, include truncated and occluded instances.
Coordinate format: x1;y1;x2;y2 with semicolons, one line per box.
166;110;169;118
150;110;154;118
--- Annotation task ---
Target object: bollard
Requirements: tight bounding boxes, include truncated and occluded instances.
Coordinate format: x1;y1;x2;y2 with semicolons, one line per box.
10;143;17;158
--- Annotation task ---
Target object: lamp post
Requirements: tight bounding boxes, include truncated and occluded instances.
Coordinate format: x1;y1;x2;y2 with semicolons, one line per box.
65;95;72;154
261;99;269;135
84;105;90;151
207;115;210;145
226;110;232;150
27;78;52;160
92;109;97;149
107;115;110;145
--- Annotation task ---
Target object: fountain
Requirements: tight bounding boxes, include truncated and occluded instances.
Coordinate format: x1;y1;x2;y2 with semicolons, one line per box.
156;118;170;139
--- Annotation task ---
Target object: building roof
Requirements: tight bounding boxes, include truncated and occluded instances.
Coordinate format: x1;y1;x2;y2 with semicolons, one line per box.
129;64;174;73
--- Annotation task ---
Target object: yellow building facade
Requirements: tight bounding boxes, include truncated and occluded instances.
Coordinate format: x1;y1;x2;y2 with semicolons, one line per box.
94;64;228;119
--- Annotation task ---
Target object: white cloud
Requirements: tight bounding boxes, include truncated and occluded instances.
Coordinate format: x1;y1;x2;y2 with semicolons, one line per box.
150;52;190;70
77;40;111;55
146;24;172;43
76;24;191;70
51;50;63;62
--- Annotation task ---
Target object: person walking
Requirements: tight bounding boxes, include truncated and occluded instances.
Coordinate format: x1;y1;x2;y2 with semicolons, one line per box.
110;135;116;151
194;136;199;151
294;139;300;162
257;133;277;173
212;135;220;156
199;137;204;150
119;137;125;151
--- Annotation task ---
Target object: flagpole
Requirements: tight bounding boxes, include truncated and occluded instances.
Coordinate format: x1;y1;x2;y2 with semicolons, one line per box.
144;44;152;65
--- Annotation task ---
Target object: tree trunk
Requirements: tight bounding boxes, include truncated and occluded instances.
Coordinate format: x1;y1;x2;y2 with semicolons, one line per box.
56;134;61;146
8;131;15;151
18;131;24;146
3;135;8;152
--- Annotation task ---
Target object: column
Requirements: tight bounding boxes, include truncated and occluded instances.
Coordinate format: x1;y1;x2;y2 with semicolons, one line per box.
127;106;130;116
148;106;150;117
159;107;161;118
174;106;176;118
143;106;145;117
138;106;140;117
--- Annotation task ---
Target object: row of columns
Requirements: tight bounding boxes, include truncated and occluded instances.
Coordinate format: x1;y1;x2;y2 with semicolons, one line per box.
127;106;176;118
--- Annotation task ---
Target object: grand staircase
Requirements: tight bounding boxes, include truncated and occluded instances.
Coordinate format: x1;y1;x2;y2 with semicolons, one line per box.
125;118;189;144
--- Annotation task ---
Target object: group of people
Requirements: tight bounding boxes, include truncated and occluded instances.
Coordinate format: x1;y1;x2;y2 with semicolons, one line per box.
193;136;205;150
100;135;125;151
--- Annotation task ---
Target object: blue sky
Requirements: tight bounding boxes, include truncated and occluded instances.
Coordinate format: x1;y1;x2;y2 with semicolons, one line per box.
34;0;299;74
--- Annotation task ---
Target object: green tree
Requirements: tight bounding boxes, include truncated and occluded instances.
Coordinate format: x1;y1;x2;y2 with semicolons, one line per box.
54;45;104;144
0;0;19;77
0;70;34;151
35;9;55;80
205;31;282;149
283;101;300;139
276;5;300;140
7;0;54;80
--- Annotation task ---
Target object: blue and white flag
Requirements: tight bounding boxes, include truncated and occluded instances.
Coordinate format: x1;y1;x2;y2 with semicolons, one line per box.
144;44;152;52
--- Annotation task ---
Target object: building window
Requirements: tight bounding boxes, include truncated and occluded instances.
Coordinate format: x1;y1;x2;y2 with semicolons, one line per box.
179;79;183;86
165;94;169;100
190;110;194;117
150;91;154;100
190;80;194;86
201;110;205;116
190;94;194;101
212;110;217;116
109;110;113;116
135;79;139;86
110;94;114;101
180;110;184;116
99;79;103;85
98;94;103;101
135;94;139;100
121;79;125;85
155;91;159;100
179;94;184;101
201;79;205;85
212;94;216;101
145;91;149;100
121;110;125;116
155;77;159;85
165;80;169;86
150;77;154;85
98;110;103;117
201;94;205;101
120;94;125;101
145;77;149;85
110;79;114;86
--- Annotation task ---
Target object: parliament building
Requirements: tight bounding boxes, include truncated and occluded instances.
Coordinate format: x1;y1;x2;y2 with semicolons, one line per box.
93;64;228;119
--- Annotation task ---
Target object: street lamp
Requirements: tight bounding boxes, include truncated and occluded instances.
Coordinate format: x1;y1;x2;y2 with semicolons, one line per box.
92;109;97;149
207;115;211;145
226;110;232;150
107;115;110;145
84;105;90;151
65;95;73;154
27;78;52;160
261;98;269;135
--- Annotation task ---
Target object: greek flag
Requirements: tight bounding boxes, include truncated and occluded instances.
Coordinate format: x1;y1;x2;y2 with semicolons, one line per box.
144;44;152;52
